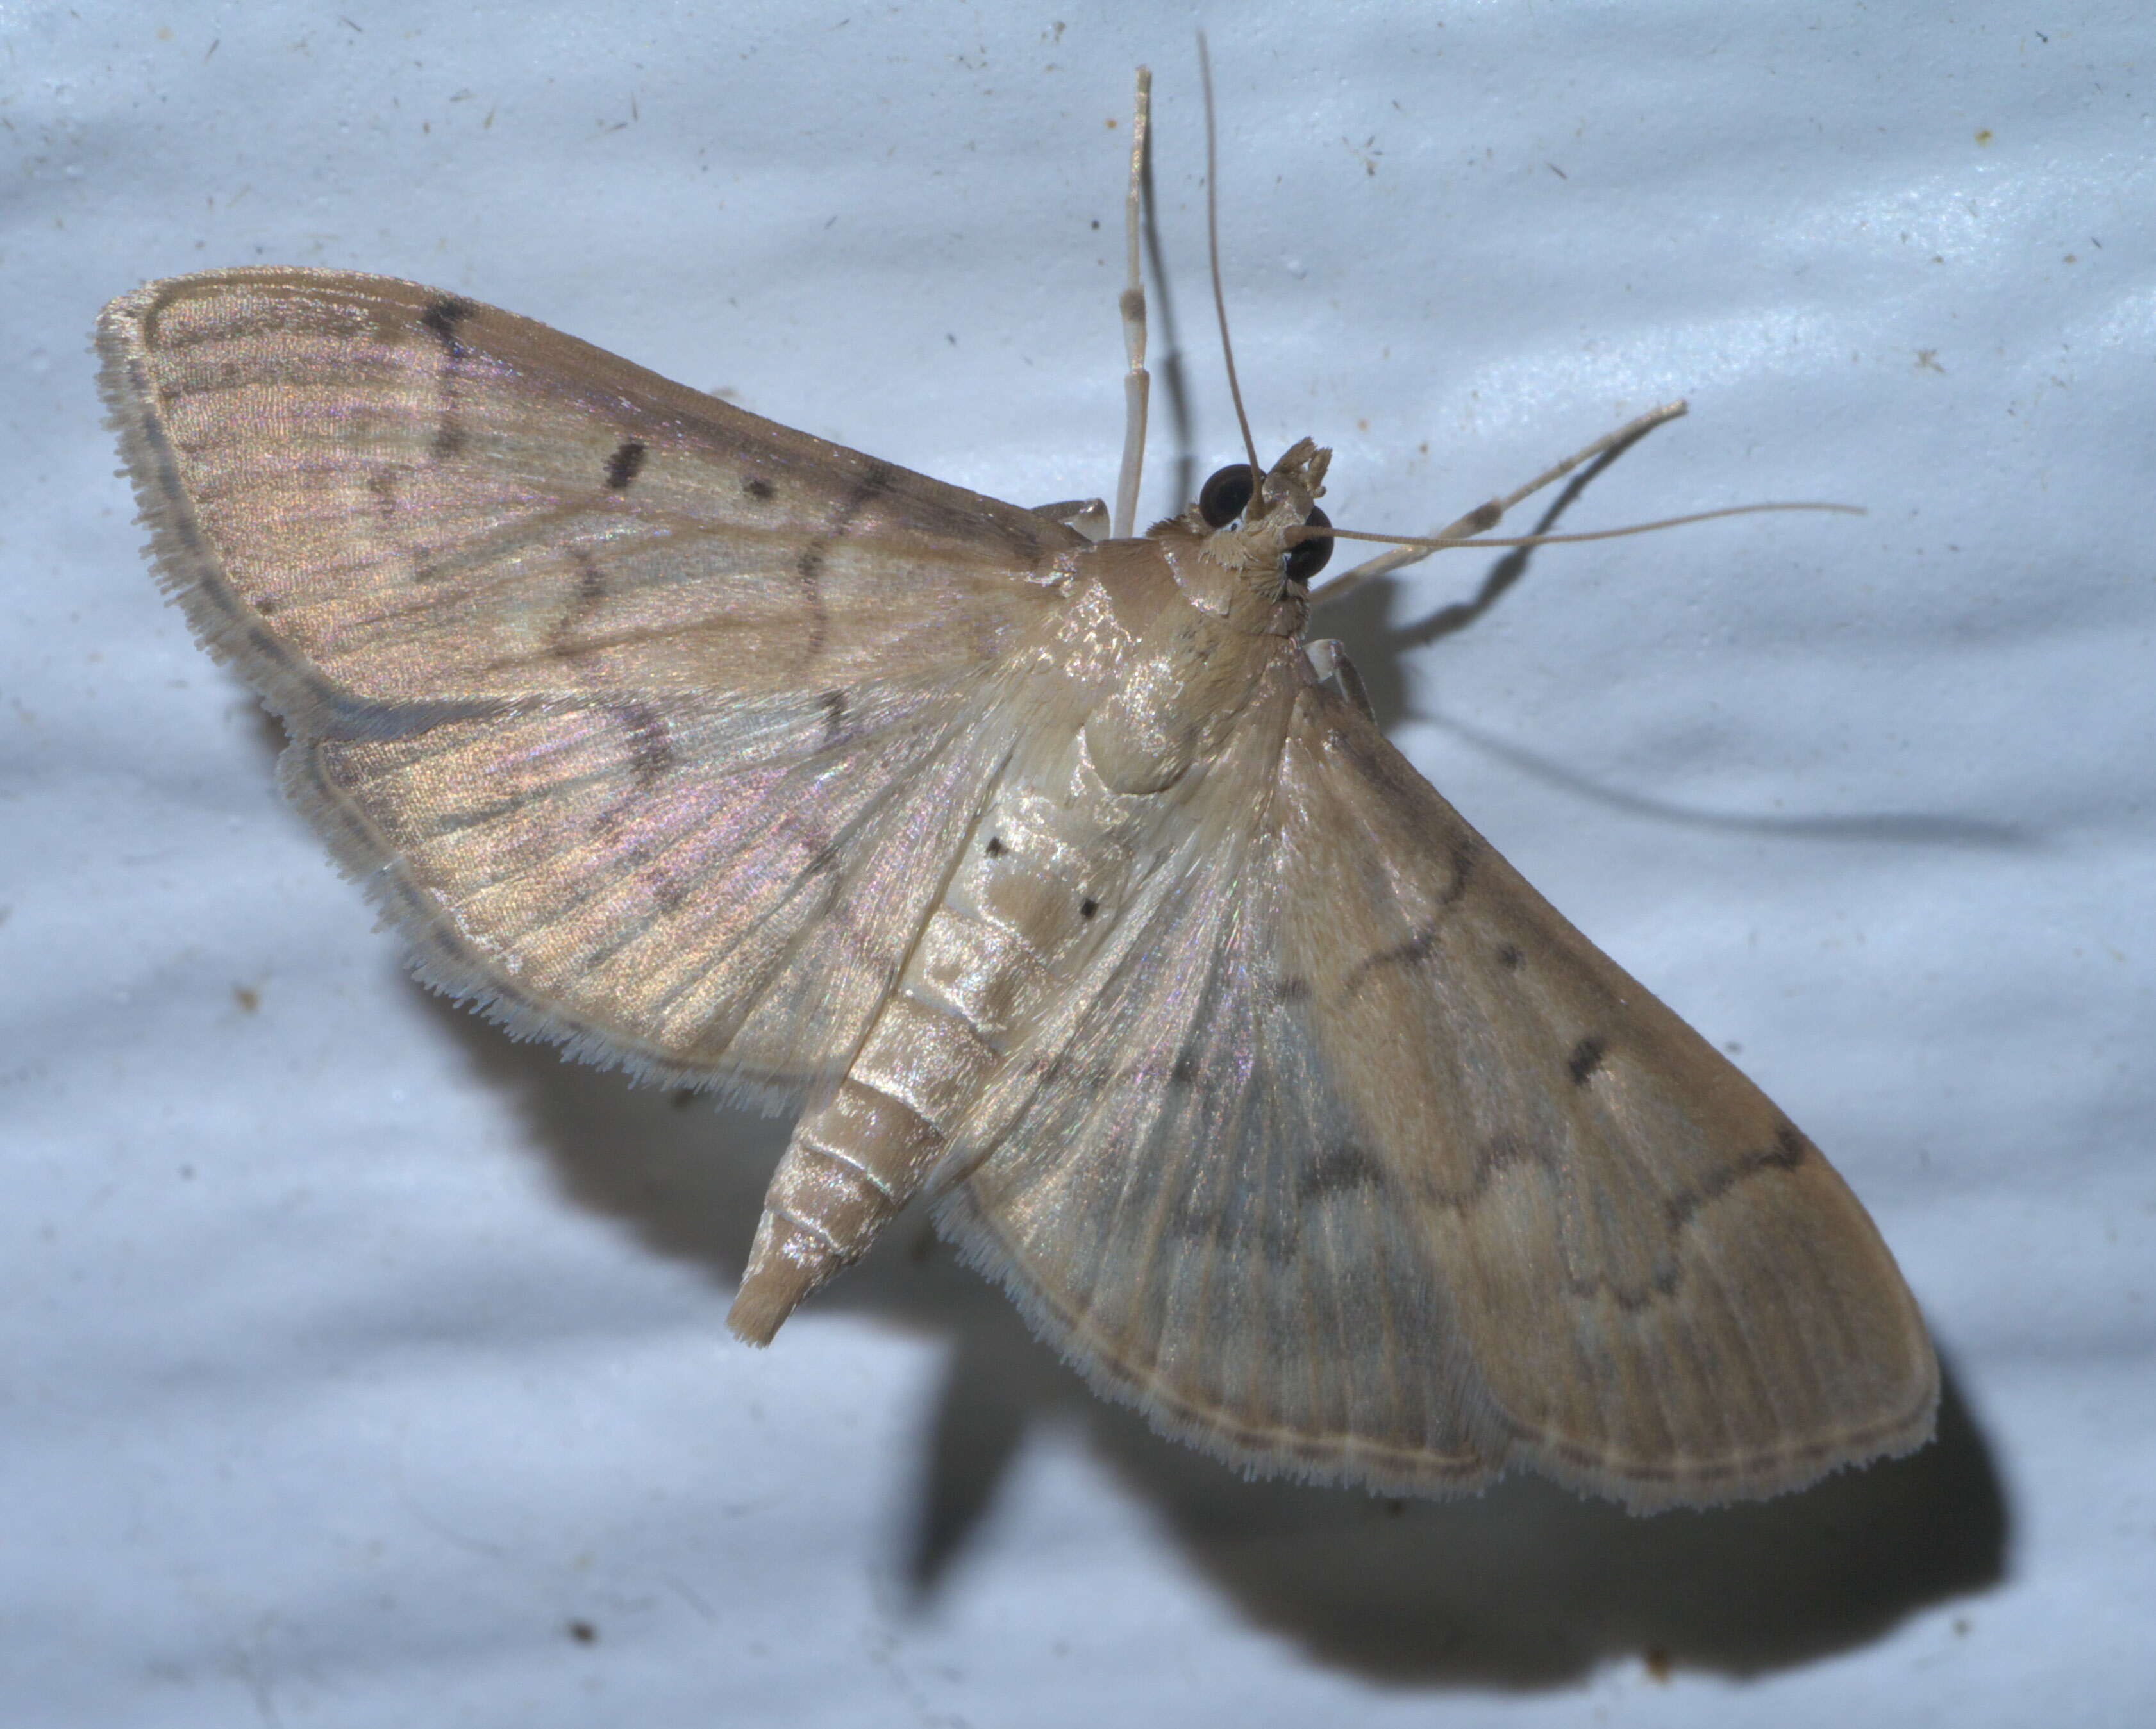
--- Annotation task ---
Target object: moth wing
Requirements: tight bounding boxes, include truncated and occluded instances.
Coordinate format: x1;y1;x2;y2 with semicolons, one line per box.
940;670;1938;1507
98;268;1084;1094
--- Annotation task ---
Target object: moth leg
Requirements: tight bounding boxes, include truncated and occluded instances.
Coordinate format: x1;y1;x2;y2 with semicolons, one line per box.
1303;638;1376;720
1112;67;1153;539
1031;497;1112;541
1309;399;1690;607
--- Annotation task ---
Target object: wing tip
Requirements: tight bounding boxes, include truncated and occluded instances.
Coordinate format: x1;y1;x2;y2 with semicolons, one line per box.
92;279;357;734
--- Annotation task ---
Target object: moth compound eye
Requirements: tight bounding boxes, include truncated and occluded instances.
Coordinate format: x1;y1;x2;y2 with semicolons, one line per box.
1198;464;1257;528
1284;505;1332;584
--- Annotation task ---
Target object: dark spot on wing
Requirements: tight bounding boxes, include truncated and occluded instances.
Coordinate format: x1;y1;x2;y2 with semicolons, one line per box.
1662;1121;1816;1236
985;836;1003;856
618;702;674;786
794;547;828;659
767;809;844;882
1169;1051;1199;1086
788;460;899;666
1164;1182;1303;1266
848;461;898;509
420;296;474;357
547;551;607;653
253;594;279;616
1496;942;1525;972
744;476;775;501
1342;926;1440;996
603;439;647;490
419;299;476;476
420;793;539;839
1567;1035;1607;1085
1419;1128;1551;1219
638;865;687;914
1439;839;1475;906
1297;1144;1388;1203
1258;1219;1305;1265
817;689;849;744
1271;974;1313;1003
1441;1131;1682;1312
1473;1130;1546;1190
1080;897;1098;919
1332;842;1476;999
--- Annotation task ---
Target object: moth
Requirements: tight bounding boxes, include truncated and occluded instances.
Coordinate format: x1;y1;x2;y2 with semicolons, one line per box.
96;68;1935;1511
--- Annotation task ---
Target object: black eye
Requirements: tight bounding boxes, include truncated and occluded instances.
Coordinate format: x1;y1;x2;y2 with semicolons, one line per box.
1198;464;1257;528
1284;505;1332;584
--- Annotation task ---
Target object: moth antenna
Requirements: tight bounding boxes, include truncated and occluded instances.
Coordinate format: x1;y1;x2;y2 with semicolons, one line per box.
1198;33;1264;485
1112;67;1153;541
1297;500;1866;583
1306;400;1859;605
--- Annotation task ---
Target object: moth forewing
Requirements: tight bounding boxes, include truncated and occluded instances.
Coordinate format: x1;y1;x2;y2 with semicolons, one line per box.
99;83;1935;1512
96;269;1087;1108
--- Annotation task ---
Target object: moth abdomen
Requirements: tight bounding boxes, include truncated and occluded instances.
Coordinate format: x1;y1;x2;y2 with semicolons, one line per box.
727;1076;939;1346
729;714;1164;1342
729;836;1098;1343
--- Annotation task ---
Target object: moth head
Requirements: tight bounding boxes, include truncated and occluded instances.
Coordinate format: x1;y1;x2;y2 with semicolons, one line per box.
1189;439;1333;601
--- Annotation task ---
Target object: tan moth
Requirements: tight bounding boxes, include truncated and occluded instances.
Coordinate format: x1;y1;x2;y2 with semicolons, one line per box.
96;63;1935;1510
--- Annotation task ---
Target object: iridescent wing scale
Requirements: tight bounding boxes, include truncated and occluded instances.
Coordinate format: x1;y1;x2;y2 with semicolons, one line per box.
97;268;1082;1096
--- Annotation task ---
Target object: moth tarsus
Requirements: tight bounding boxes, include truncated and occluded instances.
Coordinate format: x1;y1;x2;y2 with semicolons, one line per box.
98;62;1934;1512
